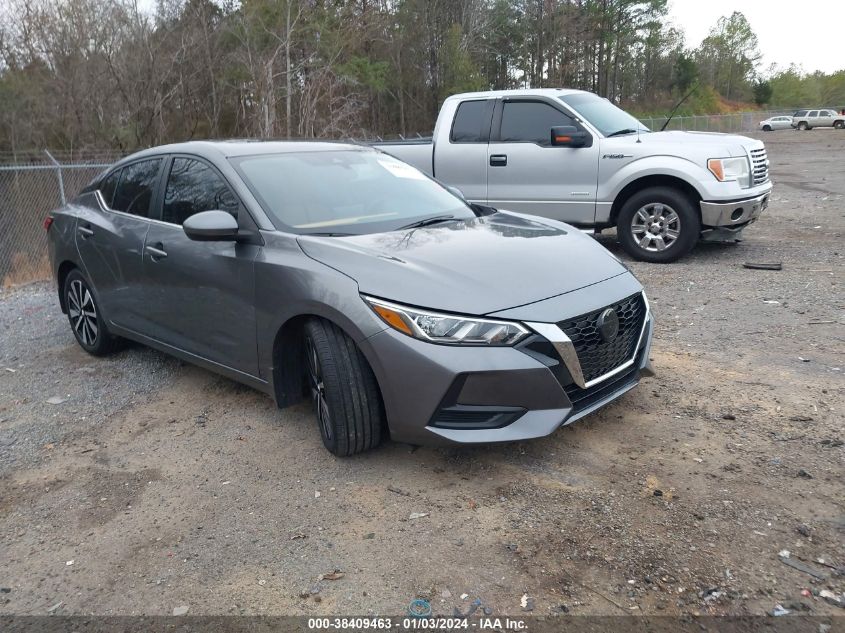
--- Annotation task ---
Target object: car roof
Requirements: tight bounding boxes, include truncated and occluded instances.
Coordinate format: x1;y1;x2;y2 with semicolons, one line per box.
443;88;592;102
114;140;368;167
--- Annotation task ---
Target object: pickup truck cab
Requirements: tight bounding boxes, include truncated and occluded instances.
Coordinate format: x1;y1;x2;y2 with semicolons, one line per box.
374;89;773;262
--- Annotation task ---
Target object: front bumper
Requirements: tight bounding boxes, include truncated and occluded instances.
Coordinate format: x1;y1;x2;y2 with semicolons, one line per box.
700;190;770;228
359;276;654;446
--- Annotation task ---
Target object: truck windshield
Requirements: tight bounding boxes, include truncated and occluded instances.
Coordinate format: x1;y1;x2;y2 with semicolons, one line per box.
232;150;474;235
559;94;649;137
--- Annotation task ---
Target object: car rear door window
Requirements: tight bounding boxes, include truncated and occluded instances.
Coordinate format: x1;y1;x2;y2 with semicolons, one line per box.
162;158;239;225
500;101;574;145
111;159;162;217
451;100;489;143
99;170;120;207
808;111;818;117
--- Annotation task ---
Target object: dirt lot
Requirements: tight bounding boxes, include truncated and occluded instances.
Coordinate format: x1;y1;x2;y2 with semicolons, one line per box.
0;129;843;620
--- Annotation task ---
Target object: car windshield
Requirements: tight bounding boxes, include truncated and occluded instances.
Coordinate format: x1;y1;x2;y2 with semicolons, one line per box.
559;93;649;136
232;150;474;235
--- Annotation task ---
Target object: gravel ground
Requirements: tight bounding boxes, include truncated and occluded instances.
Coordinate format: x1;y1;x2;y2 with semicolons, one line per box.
0;129;843;620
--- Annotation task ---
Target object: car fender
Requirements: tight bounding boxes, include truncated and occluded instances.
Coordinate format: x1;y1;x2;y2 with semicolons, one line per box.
598;155;712;203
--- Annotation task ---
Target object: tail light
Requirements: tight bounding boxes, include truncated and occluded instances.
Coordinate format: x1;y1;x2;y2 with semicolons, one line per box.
43;216;54;231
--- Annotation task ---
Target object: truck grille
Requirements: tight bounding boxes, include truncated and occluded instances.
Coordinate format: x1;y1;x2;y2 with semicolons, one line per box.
750;148;769;185
556;293;645;384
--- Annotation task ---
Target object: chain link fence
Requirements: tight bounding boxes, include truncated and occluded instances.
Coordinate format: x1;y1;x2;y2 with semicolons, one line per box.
0;114;789;286
0;152;121;287
639;110;794;133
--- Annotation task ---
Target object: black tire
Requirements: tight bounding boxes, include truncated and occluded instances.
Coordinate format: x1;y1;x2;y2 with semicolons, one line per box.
834;120;844;129
616;186;700;263
303;319;384;456
63;269;122;356
798;121;809;130
762;125;772;132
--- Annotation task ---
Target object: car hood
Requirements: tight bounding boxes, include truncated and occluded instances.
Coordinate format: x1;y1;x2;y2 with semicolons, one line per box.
297;211;627;315
604;130;762;157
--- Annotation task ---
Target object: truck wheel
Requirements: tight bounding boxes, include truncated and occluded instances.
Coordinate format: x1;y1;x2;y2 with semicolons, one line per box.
63;269;123;356
617;187;700;263
797;121;809;130
303;319;384;456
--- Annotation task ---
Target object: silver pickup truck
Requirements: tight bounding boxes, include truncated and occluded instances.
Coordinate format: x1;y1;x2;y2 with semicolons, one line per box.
374;88;772;262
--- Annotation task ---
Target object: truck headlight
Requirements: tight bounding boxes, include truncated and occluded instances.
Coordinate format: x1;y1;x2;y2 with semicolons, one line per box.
707;157;751;188
363;296;529;346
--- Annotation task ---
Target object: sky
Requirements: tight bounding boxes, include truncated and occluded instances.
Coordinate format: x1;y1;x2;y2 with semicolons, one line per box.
667;0;840;75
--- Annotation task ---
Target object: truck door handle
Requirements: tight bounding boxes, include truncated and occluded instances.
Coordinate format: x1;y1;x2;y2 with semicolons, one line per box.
77;225;94;239
145;244;168;260
489;154;508;167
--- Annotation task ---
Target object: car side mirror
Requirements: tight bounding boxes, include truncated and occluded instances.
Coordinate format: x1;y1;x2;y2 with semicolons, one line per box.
550;125;589;148
183;210;239;242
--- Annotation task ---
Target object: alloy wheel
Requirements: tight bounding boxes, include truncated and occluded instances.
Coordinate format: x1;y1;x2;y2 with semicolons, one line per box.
630;202;681;252
305;335;332;442
67;279;99;346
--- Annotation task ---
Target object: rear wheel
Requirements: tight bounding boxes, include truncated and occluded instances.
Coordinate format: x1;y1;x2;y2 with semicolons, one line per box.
834;120;844;129
303;319;384;456
63;269;122;356
617;187;700;263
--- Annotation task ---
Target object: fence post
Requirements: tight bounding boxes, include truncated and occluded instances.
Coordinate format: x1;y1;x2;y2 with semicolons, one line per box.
44;150;66;205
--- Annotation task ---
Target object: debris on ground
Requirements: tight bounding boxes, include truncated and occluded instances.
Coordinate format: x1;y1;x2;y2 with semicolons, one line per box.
770;604;791;616
796;524;812;538
46;396;66;405
408;512;428;520
797;469;814;479
778;553;827;580
320;570;344;581
172;605;189;616
520;593;535;611
290;533;306;540
819;590;844;608
441;589;451;599
743;262;782;271
363;532;375;539
387;486;411;497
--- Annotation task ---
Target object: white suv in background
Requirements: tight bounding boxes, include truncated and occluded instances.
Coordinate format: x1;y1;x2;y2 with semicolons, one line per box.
791;109;845;130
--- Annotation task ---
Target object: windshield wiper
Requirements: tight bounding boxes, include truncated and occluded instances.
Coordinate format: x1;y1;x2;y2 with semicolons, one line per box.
607;128;639;137
305;231;354;237
396;215;457;231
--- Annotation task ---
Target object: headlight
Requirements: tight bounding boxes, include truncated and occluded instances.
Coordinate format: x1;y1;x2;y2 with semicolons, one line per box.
363;296;529;346
707;157;751;188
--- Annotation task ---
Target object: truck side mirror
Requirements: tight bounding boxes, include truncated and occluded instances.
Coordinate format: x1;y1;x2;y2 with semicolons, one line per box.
551;126;589;148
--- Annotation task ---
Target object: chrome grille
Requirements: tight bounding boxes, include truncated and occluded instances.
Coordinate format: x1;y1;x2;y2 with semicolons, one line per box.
750;148;769;185
556;294;645;384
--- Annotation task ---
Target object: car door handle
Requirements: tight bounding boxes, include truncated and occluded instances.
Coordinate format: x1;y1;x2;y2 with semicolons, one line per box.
145;244;168;260
489;154;508;167
77;226;94;239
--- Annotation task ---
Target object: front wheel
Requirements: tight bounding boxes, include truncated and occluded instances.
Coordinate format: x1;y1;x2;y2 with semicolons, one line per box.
303;319;384;456
798;121;809;130
762;125;772;132
617;187;700;263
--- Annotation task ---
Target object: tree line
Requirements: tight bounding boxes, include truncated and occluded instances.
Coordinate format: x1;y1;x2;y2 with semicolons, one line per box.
0;0;842;154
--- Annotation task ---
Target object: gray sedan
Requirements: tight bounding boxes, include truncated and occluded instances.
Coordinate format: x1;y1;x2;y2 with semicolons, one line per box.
759;116;793;131
46;141;653;455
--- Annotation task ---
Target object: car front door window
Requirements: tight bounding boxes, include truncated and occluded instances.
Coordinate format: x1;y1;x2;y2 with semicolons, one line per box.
499;101;575;146
162;158;239;225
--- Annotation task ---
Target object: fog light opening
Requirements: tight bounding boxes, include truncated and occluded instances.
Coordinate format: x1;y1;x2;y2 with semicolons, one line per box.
731;208;745;222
